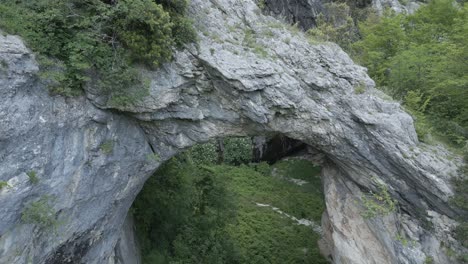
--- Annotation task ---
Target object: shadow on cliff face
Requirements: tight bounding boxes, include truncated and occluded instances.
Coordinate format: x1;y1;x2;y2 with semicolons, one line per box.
128;136;330;264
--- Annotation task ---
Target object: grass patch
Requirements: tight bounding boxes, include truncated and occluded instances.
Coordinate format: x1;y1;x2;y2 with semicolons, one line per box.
21;196;59;230
100;140;114;155
0;181;10;190
26;171;39;184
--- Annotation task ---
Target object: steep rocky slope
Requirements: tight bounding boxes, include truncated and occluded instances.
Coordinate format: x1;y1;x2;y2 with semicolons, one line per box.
0;0;465;263
262;0;421;30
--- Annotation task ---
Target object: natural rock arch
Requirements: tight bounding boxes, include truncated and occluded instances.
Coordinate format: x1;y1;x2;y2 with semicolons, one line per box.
0;0;463;263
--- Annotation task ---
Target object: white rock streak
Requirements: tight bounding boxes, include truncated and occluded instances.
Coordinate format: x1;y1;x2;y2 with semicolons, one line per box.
255;203;322;234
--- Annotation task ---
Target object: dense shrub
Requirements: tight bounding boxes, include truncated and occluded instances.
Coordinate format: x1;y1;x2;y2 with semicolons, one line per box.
0;0;195;106
186;137;253;165
353;0;468;147
132;156;240;263
455;222;468;248
223;137;253;165
132;141;327;263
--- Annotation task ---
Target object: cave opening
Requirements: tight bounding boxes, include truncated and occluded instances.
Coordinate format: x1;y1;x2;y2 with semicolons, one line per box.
125;135;330;264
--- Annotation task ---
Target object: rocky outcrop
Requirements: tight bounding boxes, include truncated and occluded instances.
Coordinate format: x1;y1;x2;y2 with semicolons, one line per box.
0;0;465;263
262;0;327;29
262;0;421;31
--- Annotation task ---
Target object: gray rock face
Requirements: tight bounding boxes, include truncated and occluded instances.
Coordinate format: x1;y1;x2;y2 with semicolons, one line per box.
0;0;464;263
371;0;421;14
262;0;421;31
262;0;327;29
0;34;159;264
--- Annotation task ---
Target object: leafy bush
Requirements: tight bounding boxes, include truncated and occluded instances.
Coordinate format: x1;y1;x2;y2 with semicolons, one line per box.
361;179;397;219
451;177;468;211
223;137;253;165
353;0;468;148
0;0;195;106
187;141;219;165
132;157;239;263
132;146;327;263
454;222;468;248
21;196;59;230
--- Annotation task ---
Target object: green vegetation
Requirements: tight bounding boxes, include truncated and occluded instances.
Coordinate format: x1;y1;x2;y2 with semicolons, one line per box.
360;178;397;219
26;171;39;184
306;3;360;50
354;83;366;94
425;256;434;264
243;28;269;58
352;0;468;148
100;140;114;154
395;233;416;247
455;222;468;248
21;196;59;230
0;181;9;190
0;0;195;106
146;153;161;162
132;140;328;263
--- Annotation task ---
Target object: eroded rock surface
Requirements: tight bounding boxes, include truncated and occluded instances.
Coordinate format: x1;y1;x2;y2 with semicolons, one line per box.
0;0;464;263
262;0;421;31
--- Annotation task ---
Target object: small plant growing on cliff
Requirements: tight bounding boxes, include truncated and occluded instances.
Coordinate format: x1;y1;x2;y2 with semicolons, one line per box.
395;233;416;248
146;153;161;163
26;171;39;184
360;178;397;219
0;181;9;190
454;222;468;248
100;140;114;155
0;59;8;69
21;196;59;230
354;83;366;94
257;0;266;9
424;256;434;264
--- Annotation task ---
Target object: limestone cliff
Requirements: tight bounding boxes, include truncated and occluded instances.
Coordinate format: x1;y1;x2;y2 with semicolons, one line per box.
0;0;465;263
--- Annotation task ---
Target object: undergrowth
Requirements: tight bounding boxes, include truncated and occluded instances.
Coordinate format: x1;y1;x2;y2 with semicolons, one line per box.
132;140;328;263
0;0;195;107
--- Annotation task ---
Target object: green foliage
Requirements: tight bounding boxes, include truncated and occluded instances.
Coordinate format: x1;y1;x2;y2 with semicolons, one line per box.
187;140;219;165
133;143;327;263
0;0;194;105
0;181;9;190
354;83;366;94
133;157;239;263
26;171;39;184
223;137;253;165
185;137;253;166
257;0;266;9
454;222;468;248
353;0;468;147
450;177;468;210
307;3;360;51
100;140;114;154
21;196;59;230
425;256;434;264
395;233;416;247
146;153;161;163
243;28;269;58
361;178;397;219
